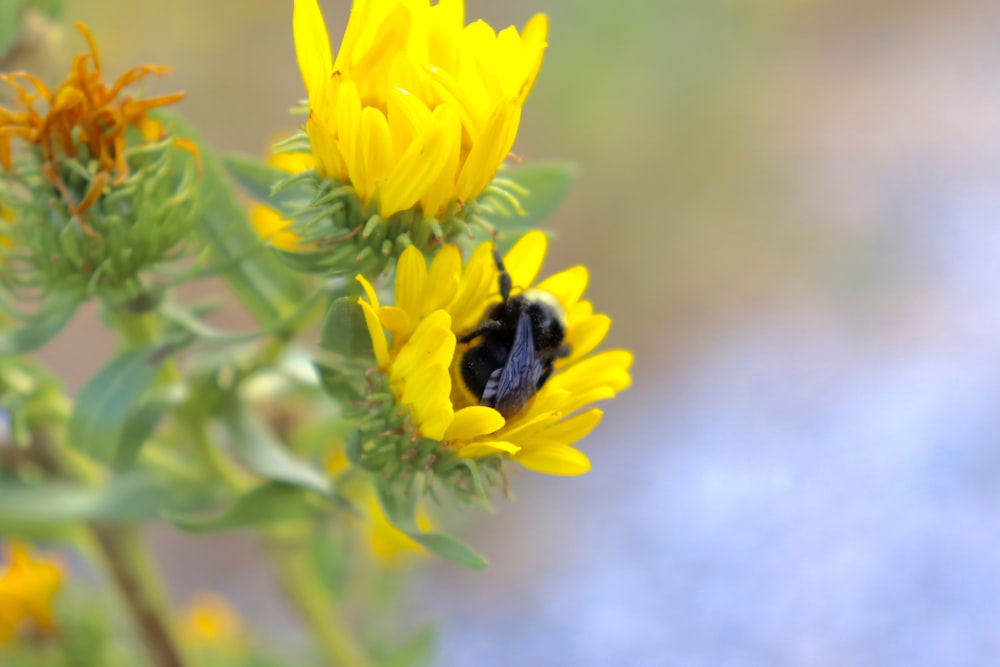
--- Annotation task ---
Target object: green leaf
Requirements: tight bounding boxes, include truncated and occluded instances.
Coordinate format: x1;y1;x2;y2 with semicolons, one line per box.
162;115;306;325
320;296;374;358
375;481;488;570
166;482;321;532
223;153;311;213
310;521;351;599
0;292;81;356
226;407;332;496
379;625;437;667
487;162;577;247
67;343;176;464
158;289;323;343
0;2;26;56
113;399;169;471
0;472;211;524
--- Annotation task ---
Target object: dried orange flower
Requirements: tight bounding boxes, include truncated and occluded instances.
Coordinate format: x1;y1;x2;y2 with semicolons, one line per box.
0;22;194;217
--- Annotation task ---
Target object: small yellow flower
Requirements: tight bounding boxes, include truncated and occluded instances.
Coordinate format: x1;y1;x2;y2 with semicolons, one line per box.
0;23;195;219
293;0;548;218
357;232;632;475
250;148;315;251
0;541;63;646
177;592;245;652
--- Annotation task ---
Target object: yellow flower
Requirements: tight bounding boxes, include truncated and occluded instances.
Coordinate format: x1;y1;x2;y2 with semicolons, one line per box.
293;0;548;219
0;541;63;646
357;232;632;475
177;592;245;652
250;148;315;251
326;448;433;564
0;23;195;220
0;203;12;251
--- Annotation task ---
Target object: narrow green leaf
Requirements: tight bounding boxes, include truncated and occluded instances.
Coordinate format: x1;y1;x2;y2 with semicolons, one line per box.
222;153;311;213
67;344;173;464
226;407;332;496
375;481;488;570
166;482;320;532
162;115;306;325
0;472;211;523
320;296;373;359
0;292;80;355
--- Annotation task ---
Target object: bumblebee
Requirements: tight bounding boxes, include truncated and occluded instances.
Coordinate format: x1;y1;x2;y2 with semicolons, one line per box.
458;247;571;419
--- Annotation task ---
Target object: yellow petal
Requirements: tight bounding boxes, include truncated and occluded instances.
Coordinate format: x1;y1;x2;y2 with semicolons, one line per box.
336;78;365;193
380;106;456;217
444;406;505;442
395;245;428;325
562;313;611;364
515;443;591;475
536;265;589;309
250;205;301;251
548;349;633;394
293;0;333;107
377;305;412;340
455;99;520;203
356;273;381;310
402;364;453;440
530;409;603;447
361;107;392;202
357;299;389;368
417;103;462;216
503;230;547;291
423;244;462;315
457;441;520;458
518;14;548;102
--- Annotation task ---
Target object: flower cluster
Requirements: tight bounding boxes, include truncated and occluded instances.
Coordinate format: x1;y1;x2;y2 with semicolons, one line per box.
294;0;547;220
0;542;63;646
356;231;633;476
0;23;200;295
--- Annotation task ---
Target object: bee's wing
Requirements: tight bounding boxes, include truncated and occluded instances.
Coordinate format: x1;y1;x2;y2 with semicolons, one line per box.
484;311;543;418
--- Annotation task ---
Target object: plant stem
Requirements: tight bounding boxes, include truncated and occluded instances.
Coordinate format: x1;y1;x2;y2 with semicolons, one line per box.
35;431;188;667
91;526;187;667
266;527;373;667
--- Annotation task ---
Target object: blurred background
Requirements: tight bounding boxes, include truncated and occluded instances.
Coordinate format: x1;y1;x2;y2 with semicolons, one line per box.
11;0;1000;664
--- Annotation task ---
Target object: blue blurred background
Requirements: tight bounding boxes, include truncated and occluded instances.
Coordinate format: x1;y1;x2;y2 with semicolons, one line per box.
21;0;1000;664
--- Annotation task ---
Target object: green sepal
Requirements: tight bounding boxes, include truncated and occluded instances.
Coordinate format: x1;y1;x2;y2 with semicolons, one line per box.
163;116;307;325
166;482;323;532
0;290;82;356
67;339;187;464
0;471;213;525
375;479;488;570
484;161;577;249
320;296;374;359
225;407;332;496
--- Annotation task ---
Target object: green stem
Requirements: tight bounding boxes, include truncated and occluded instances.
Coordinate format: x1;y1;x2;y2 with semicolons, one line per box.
91;526;186;667
38;432;188;667
265;526;373;667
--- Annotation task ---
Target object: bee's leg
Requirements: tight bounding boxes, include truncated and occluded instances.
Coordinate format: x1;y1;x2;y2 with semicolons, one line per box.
556;343;572;358
491;245;512;303
457;319;504;343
